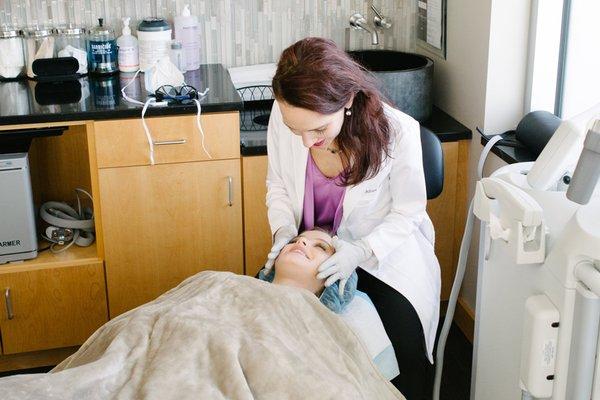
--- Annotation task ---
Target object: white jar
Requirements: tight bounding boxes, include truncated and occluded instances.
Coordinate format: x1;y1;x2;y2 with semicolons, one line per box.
137;18;172;72
0;29;25;79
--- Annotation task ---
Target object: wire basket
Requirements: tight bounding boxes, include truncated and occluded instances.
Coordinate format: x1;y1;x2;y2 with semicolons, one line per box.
237;85;274;132
237;85;273;102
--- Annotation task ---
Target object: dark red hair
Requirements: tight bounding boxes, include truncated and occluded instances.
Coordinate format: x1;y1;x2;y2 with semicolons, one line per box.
272;37;391;186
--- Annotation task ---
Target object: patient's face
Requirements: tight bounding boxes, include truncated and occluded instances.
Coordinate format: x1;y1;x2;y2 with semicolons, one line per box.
272;230;335;294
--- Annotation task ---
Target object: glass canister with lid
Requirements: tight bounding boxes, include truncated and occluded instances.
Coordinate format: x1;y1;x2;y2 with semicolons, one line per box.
0;28;26;79
24;28;55;78
55;25;87;75
87;18;118;75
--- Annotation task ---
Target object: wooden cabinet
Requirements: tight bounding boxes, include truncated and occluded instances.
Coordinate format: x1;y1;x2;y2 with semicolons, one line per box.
240;140;470;301
242;156;272;277
95;113;244;317
0;262;107;354
1;112;244;368
99;160;243;316
0;108;247;367
0;124;108;368
426;141;461;300
94;112;240;168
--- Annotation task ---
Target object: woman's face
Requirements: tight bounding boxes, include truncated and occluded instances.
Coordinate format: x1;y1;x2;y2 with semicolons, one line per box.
278;100;349;150
274;230;335;293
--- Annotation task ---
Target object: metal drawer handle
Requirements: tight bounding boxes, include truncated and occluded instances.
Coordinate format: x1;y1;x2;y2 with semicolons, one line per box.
227;176;233;207
5;287;14;320
153;139;187;146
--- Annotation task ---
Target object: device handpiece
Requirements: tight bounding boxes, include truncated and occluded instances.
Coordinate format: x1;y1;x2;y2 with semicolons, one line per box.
566;120;600;205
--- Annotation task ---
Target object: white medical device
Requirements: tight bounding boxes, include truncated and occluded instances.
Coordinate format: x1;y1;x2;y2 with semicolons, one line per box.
0;153;38;264
0;152;37;264
434;102;600;400
527;104;600;190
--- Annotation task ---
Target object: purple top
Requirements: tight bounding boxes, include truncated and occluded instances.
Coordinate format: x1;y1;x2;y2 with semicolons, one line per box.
300;153;346;234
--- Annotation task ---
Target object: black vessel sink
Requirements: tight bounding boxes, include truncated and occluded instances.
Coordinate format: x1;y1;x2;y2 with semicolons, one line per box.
348;50;433;122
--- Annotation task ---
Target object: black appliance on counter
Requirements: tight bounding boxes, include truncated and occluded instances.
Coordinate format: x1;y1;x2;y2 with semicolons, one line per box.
238;85;273;156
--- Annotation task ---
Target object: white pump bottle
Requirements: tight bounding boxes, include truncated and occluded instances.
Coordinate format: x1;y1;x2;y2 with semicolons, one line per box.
117;17;139;73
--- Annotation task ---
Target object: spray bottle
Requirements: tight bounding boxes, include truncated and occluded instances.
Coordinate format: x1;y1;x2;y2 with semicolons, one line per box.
117;17;139;73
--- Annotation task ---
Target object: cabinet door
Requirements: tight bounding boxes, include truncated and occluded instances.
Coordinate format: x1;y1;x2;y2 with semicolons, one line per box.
0;263;108;354
242;156;272;277
99;160;243;317
426;141;459;300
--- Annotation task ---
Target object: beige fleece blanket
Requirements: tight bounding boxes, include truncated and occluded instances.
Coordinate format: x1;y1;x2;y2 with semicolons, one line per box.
0;272;403;400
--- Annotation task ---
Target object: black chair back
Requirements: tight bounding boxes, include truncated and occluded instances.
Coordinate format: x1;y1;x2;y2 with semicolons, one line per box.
420;126;444;199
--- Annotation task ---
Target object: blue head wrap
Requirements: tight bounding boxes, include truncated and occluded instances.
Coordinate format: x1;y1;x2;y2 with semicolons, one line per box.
258;267;357;313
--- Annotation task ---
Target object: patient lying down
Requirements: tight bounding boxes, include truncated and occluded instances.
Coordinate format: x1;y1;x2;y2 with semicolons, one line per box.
260;229;358;313
271;229;335;293
0;230;402;400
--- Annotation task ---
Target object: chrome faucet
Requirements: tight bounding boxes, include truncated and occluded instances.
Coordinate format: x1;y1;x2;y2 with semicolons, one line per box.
348;5;392;46
371;4;392;29
349;13;379;45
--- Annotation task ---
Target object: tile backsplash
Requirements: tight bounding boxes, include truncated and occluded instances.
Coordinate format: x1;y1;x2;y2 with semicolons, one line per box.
1;0;415;67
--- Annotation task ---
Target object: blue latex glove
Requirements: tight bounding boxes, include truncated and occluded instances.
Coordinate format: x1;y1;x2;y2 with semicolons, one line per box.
316;237;372;296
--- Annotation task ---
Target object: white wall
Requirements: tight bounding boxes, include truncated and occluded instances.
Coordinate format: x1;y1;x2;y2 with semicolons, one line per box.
526;0;563;113
421;0;533;312
476;1;532;310
429;1;491;129
421;0;492;312
484;0;532;133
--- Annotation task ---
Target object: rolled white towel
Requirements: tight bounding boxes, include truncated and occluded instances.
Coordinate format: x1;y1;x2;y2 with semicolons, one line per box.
0;38;25;78
228;63;277;90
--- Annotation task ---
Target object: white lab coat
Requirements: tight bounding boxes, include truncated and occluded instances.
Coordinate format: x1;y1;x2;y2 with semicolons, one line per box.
266;100;441;362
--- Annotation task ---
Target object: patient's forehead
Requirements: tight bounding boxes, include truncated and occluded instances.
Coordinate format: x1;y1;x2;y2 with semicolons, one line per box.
299;230;333;245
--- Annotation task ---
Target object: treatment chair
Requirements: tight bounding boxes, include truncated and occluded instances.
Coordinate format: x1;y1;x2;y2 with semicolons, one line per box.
420;126;444;199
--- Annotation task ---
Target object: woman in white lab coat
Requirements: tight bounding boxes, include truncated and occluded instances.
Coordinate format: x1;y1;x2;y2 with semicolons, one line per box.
264;38;440;400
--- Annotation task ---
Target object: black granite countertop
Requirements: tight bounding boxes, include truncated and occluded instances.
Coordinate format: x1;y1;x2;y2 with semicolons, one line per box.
239;104;472;156
0;64;243;126
480;131;536;164
0;64;472;156
422;106;472;143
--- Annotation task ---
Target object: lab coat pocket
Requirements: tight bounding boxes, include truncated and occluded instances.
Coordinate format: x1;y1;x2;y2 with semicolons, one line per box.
355;189;379;206
354;175;386;206
418;217;436;247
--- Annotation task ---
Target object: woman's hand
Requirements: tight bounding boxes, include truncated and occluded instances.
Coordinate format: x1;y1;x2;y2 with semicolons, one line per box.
317;237;372;296
264;225;298;274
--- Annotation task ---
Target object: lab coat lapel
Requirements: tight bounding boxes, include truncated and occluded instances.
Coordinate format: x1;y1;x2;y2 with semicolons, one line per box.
291;136;309;217
341;183;363;225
